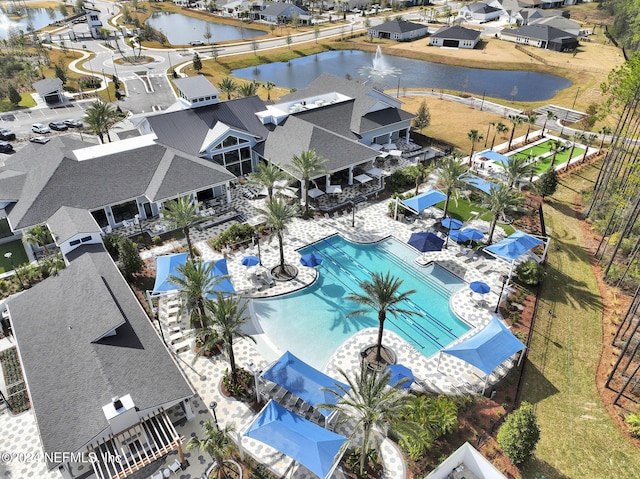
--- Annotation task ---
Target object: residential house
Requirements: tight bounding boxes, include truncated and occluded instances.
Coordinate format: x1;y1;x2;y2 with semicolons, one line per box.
32;77;65;105
457;2;502;22
260;2;311;24
499;24;578;51
429;25;482;49
6;233;196;479
367;18;429;41
529;15;585;36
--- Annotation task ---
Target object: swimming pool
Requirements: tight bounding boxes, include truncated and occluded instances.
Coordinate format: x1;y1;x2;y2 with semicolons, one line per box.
252;235;471;369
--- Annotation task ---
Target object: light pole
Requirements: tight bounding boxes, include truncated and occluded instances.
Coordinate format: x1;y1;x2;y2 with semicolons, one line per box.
494;274;508;314
351;201;356;227
484;121;492;148
112;54;119;79
102;69;112;102
254;233;262;266
208;401;219;429
480;89;486;111
249;361;261;403
4;252;23;290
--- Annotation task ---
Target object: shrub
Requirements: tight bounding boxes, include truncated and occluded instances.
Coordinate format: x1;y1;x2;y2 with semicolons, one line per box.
515;259;545;285
497;401;540;465
535;169;559;198
387;192;414;216
626;413;640;438
117;237;144;280
209;223;255;251
78;75;101;89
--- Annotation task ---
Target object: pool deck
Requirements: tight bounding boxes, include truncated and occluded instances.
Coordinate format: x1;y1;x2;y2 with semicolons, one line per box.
0;174;519;479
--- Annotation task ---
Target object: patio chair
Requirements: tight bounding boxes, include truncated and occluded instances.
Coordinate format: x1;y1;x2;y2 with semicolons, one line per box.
168;459;182;473
258;271;275;287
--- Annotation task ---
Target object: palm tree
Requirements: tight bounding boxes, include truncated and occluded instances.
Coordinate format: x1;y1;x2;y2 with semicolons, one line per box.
264;80;276;101
542;110;557;136
255;197;299;277
248;161;289;200
507;115;524;150
467;129;483;166
24;224;53;257
481;184;523;244
291;150;327;217
565;132;583;168
217;77;237;100
319;364;419;478
161;196;202;258
503;156;534;188
548;138;565;169
347;271;416;363
581;133;597;163
598;126;612;151
237;80;259;97
491;122;508;150
207;293;255;383
186;421;236;479
524;113;538;143
84;99;119;143
436;154;467;219
169;259;221;329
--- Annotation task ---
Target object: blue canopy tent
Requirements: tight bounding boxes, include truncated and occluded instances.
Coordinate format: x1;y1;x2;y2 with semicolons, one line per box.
396;189;446;218
151;253;188;295
204;258;236;296
438;317;526;393
485;231;546;285
475;149;510;166
458;173;502;195
243;400;347;479
260;351;350;417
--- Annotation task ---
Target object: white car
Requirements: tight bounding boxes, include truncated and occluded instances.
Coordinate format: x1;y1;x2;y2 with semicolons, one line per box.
32;123;51;134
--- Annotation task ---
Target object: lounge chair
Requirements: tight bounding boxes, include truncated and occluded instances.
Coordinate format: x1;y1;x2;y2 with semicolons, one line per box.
168;459;182;473
258;271;275;287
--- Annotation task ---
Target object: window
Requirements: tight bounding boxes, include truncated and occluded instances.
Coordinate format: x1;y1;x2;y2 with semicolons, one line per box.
223;137;238;148
111;200;138;224
91;209;108;228
70;239;81;246
211;153;224;165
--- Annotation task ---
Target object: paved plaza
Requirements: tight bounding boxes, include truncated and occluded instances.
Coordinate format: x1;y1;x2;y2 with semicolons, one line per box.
0;167;523;479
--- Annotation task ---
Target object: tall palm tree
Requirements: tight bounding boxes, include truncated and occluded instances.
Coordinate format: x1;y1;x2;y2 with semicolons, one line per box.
436;154;467;219
507;115;524;150
598;126;612;151
207;293;255;382
481;184;523;244
491;122;508;150
84;99;119;143
548;138;565;169
217;77;237;100
186;421;236;479
542;110;557;136
161;196;202;258
319;364;419;478
504;156;535;188
524;113;538;143
237;80;259;97
264;80;276;101
467;129;483;166
291;150;327;217
169;259;221;329
581;133;598;163
565;132;583;168
347;271;416;362
255;197;299;277
248;161;289;200
24;224;53;257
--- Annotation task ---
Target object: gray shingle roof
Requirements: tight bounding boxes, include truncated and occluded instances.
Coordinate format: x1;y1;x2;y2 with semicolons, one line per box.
2;140;234;230
47;206;101;244
261;2;308;16
173;75;220;99
370;18;428;34
431;25;482;41
147;96;269;156
32;77;63;96
500;24;576;41
262;115;378;176
8;244;194;468
464;2;501;13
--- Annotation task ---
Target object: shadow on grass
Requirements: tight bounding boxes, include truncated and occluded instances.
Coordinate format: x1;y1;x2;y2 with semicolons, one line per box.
520;360;560;405
542;262;601;312
520;457;571;479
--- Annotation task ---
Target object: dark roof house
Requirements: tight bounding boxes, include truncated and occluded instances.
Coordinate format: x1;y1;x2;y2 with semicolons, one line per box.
367;18;429;41
499;24;578;51
429;25;482;48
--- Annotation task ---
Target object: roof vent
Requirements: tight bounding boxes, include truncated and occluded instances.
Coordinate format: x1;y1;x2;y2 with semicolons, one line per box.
112;396;123;410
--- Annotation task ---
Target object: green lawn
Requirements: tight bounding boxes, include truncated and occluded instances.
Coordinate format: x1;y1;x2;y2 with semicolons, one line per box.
434;199;516;236
0;240;29;274
507;139;586;174
520;163;640;479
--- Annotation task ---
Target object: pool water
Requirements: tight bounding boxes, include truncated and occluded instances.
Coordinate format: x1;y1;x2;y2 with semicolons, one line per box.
252;235;470;369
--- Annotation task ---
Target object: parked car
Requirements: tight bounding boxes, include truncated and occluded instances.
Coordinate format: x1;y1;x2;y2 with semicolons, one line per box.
0;128;15;141
29;136;50;144
64;119;83;128
0;141;13;153
32;123;51;134
189;40;204;46
48;121;68;131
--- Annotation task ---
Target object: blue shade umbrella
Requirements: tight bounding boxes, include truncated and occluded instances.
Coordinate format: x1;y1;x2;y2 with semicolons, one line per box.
386;364;414;389
300;252;323;267
441;217;463;230
449;229;469;243
407;232;445;252
470;281;491;294
461;227;485;241
241;255;260;267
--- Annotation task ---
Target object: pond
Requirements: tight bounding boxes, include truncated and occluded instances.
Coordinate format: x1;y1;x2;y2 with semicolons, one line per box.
146;12;265;45
0;7;65;40
232;50;572;102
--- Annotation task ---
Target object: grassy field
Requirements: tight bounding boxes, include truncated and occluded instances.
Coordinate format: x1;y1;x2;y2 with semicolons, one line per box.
0;241;29;274
518;164;640;479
